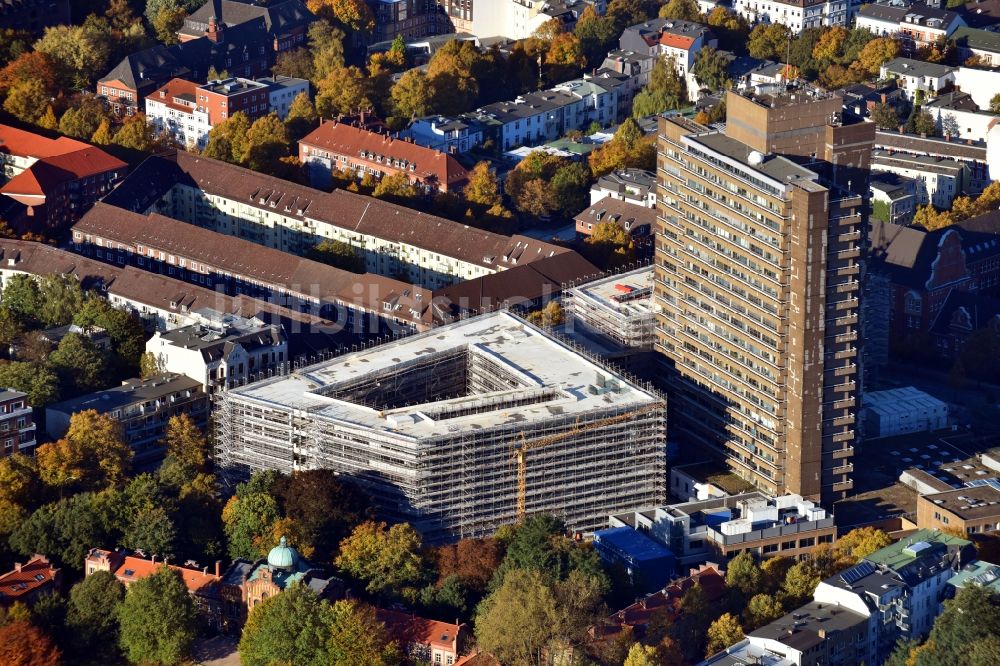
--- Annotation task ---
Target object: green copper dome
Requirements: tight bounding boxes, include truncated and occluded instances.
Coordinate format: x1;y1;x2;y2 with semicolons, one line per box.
267;536;298;569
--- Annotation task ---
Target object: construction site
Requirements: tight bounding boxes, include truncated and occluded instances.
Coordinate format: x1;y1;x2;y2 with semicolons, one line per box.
215;311;667;543
565;266;656;350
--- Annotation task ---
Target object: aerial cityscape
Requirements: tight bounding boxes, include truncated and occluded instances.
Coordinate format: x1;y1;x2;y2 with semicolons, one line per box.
0;0;999;664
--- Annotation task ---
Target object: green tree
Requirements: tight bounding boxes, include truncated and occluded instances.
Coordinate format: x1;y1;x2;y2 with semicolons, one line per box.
246;112;291;174
58;95;109;140
326;599;400;666
335;521;428;599
705;612;744;657
9;493;114;569
0;361;58;407
780;560;821;607
475;568;559;666
307;239;365;272
726;551;763;597
871;102;901;130
748;23;792;60
222;480;281;561
660;0;700;20
913;109;938;136
632;56;686;117
308;19;346;82
574;5;617;66
35;17;113;87
118;566;198;665
390;69;432;119
72;297;147;371
274;47;315;80
66;570;126;660
550;162;591;216
285;92;318;142
112;113;157;152
48;333;108;393
745;593;784;629
693;46;732;92
1;274;40;321
3;78;48;123
239;583;332;666
991;92;1000;114
203;111;252;165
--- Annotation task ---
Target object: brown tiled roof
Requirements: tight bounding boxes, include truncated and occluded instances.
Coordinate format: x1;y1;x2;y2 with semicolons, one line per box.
170;152;569;271
300;121;469;188
1;147;126;198
0;555;59;604
575;198;657;235
376;609;464;651
146;78;200;117
874;131;987;161
72;203;435;326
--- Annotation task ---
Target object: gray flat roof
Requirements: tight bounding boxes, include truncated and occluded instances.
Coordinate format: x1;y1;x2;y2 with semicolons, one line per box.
228;312;662;437
46;373;202;415
693;132;819;183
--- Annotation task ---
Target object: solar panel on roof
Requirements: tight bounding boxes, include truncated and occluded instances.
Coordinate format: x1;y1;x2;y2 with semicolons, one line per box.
841;561;876;585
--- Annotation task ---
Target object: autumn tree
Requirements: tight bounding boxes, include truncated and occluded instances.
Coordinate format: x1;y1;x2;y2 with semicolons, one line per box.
118;566;198;665
912;109;938;136
589;117;655;177
835;527;892;564
390;69;432;120
574;5;617;66
36;410;131;492
372;172;421;204
0;622;61;666
246;112;291;174
326;599;400;666
308;19;346;83
59;95;110;139
306;239;365;272
308;0;375;33
853;37;901;78
426;40;486;115
34;18;113;88
112;113;157;152
705;613;745;657
527;301;566;328
475;569;560;665
991;92;1000;114
584;219;636;269
285;92;318;142
316;65;371;117
335;521;428;600
275;469;371;562
913;204;954;231
660;0;700;20
91;118;114;145
745;593;784;629
203;111;253;164
3;78;49;123
726;551;764;597
748;23;791;60
780;560;821;607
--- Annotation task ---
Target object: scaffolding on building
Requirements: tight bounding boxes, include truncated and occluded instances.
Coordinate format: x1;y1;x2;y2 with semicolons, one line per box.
214;311;667;543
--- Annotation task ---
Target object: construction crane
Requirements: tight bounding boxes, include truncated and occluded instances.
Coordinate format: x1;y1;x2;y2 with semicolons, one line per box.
513;402;663;523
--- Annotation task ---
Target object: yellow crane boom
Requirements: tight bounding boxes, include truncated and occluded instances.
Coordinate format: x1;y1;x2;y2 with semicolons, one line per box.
513;402;662;522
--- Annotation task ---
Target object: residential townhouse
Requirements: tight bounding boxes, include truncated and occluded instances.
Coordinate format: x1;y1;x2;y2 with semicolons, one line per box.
0;555;60;608
377;610;468;666
146;320;287;394
103;152;570;290
923;91;1000;143
590;168;656;207
871;150;967;209
880;58;957;101
0;389;35;458
256;75;310;119
952;25;1000;65
299;120;470;193
403;115;487;154
733;0;850;33
0;124;128;234
574;198;656;257
856;3;965;51
870;172;918;225
45;374;208;466
619;18;715;77
146;77;273;150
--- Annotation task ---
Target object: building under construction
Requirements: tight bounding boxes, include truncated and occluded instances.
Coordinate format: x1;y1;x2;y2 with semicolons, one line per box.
215;312;666;543
566;266;655;350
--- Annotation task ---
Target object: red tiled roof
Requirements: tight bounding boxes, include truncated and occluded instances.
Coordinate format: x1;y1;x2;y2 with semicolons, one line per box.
0;124;89;159
1;147;126;199
660;33;695;49
113;555;219;595
147;78;200;116
300;121;469;188
0;555;59;603
377;609;465;651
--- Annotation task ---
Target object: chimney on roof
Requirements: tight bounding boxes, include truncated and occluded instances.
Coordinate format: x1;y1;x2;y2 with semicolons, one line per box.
151;554;156;564
13;562;21;573
215;560;221;577
206;16;224;43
